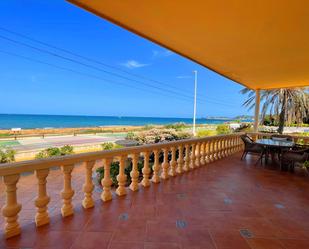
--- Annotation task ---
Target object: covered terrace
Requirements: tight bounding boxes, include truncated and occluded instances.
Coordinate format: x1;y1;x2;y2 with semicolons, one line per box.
1;1;309;249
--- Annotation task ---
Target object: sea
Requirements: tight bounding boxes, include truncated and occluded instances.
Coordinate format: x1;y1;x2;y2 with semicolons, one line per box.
0;114;240;129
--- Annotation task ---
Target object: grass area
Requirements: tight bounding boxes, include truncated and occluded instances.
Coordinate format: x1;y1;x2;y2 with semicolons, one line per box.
0;133;12;138
96;132;127;138
0;140;20;148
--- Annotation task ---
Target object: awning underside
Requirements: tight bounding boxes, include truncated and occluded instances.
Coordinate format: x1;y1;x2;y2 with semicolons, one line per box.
68;0;309;90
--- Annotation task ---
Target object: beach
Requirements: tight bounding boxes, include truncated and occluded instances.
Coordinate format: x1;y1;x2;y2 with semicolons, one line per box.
0;114;230;161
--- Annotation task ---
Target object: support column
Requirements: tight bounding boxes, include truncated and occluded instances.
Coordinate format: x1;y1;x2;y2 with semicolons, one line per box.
254;89;260;133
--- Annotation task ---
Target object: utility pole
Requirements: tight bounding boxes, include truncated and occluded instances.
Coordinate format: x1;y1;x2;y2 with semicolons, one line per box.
193;70;198;136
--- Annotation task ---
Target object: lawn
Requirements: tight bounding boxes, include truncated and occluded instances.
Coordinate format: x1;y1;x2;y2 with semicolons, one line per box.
0;140;20;148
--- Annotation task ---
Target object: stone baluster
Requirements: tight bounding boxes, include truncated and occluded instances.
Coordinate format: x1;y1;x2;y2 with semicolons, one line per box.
61;164;74;217
176;145;184;174
226;138;231;156
215;139;219;160
222;138;225;157
229;137;232;155
195;143;200;167
190;144;196;170
212;140;216;161
130;153;139;191
210;140;214;162
116;155;127;196
169;146;177;176
234;136;237;152
82;161;95;208
200;142;205;165
218;139;222;159
222;139;227;157
2;174;22;238
101;158;113;202
183;144;190;172
141;151;151;187
216;139;220;159
35;169;50;226
205;141;210;163
161;148;170;179
237;137;241;151
151;150;160;183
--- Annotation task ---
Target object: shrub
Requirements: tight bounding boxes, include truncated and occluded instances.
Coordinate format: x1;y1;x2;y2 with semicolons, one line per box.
60;145;74;155
196;130;216;137
127;128;192;145
96;161;120;186
0;148;16;163
126;132;135;140
216;124;231;135
96;158;153;186
101;142;115;150
35;145;74;159
303;161;309;169
101;142;123;150
263;115;277;126
234;123;252;132
164;122;186;131
144;124;155;130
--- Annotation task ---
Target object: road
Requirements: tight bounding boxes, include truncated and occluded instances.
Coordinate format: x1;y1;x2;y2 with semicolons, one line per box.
0;133;126;152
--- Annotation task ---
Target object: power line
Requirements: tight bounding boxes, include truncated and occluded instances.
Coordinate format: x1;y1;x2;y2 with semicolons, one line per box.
0;34;240;109
0;27;240;107
0;49;206;105
0;34;201;102
0;50;238;112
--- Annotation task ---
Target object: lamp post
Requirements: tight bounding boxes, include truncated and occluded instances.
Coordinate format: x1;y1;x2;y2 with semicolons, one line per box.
193;70;198;136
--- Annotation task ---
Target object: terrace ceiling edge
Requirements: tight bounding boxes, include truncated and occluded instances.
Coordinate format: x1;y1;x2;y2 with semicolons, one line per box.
67;0;309;90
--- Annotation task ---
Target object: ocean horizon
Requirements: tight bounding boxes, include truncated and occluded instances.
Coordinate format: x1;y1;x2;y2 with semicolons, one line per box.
0;114;246;129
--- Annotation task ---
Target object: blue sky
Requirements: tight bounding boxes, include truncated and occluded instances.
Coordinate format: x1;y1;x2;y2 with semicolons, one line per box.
0;0;251;118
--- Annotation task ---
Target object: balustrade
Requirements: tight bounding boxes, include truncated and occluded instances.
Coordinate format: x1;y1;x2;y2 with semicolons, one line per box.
61;164;74;217
116;156;127;196
161;148;170;179
35;168;50;226
0;133;246;238
82;161;95;208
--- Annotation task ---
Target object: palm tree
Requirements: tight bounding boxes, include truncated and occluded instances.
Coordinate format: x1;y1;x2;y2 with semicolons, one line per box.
241;88;309;134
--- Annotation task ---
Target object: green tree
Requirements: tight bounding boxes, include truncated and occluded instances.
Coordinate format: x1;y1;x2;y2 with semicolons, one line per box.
241;88;309;134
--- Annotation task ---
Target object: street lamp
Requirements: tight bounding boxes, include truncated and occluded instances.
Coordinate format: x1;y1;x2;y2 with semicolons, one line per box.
193;70;198;136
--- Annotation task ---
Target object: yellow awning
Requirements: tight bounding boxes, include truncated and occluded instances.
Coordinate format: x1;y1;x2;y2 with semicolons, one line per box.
68;0;309;90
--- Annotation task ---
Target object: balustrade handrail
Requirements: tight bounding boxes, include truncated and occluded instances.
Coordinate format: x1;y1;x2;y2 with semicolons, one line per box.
0;132;245;239
247;132;309;141
0;133;244;176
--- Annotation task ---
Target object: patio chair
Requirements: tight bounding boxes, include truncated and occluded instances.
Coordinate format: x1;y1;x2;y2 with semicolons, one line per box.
270;134;293;161
281;146;309;171
240;134;265;164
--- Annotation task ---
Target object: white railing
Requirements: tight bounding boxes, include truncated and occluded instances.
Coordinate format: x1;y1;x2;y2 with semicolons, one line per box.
0;133;244;238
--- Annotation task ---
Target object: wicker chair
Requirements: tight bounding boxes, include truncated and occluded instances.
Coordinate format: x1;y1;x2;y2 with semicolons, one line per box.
240;134;265;164
281;146;309;171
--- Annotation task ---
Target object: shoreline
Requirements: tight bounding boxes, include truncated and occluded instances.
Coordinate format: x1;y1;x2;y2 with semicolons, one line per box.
0;124;218;137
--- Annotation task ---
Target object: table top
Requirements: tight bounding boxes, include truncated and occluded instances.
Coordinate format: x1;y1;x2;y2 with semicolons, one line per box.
256;138;295;148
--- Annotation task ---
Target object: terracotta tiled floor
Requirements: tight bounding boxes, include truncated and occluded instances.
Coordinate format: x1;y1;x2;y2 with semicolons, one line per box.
0;153;309;249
